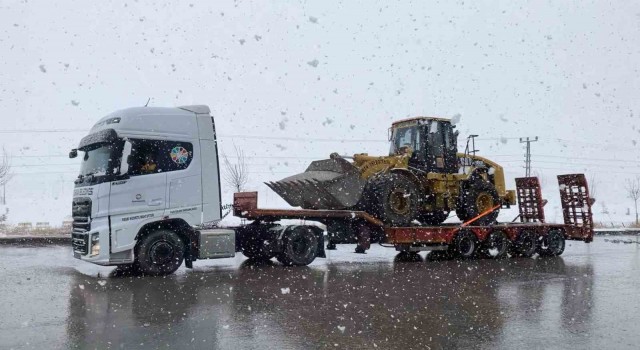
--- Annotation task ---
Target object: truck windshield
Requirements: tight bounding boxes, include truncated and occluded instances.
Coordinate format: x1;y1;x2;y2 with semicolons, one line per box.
389;125;422;155
78;142;121;177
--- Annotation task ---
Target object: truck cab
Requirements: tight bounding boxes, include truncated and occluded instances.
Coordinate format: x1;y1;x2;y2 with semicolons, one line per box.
70;105;231;274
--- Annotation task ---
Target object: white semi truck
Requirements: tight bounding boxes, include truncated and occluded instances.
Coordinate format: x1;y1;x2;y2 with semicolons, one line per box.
71;105;593;276
70;105;326;275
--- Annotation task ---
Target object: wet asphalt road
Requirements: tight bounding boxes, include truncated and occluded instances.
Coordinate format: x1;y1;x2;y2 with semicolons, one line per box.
1;237;640;350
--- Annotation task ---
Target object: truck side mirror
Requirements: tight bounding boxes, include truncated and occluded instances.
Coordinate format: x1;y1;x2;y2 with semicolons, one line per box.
69;149;78;159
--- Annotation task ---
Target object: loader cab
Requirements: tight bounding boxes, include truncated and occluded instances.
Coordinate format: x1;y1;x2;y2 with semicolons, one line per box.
389;117;458;173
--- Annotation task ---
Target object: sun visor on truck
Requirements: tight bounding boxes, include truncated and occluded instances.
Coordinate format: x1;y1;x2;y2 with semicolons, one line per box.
78;129;118;151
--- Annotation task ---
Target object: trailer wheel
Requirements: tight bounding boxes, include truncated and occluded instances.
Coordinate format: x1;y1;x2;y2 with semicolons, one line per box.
456;177;500;225
479;230;510;259
448;230;478;259
135;229;184;276
512;230;537;258
276;226;318;266
369;173;419;226
538;229;565;257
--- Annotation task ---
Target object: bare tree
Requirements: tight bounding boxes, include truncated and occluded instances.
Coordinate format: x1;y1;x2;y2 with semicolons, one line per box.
0;148;11;224
222;144;249;193
0;148;12;207
625;176;640;225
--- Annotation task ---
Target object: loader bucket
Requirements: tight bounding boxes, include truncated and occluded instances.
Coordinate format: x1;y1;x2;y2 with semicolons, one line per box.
266;156;367;210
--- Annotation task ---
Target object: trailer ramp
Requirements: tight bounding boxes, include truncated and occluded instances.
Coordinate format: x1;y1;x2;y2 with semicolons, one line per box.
515;177;546;223
558;174;594;242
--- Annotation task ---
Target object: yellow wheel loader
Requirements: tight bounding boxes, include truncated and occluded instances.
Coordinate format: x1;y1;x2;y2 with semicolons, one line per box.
266;117;516;226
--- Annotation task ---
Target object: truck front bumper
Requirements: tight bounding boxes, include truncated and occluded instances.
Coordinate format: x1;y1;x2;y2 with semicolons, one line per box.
72;218;133;266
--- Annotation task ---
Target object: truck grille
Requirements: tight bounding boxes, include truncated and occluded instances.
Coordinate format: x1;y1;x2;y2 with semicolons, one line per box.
72;233;89;255
72;197;92;233
72;217;91;234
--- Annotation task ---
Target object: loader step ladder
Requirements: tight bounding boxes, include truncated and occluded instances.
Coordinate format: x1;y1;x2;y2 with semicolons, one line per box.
515;177;545;223
557;174;594;231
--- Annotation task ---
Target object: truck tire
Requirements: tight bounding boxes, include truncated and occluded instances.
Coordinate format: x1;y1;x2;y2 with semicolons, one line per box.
276;226;318;266
479;230;510;259
419;211;450;226
242;241;275;260
369;173;419;226
512;230;537;258
135;229;185;276
241;233;276;260
456;177;500;225
448;230;478;259
538;229;565;257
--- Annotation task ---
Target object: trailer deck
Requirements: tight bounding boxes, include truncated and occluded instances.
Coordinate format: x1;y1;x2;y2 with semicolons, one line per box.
234;174;593;259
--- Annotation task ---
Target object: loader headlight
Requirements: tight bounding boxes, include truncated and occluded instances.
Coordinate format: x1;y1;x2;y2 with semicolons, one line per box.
90;233;100;256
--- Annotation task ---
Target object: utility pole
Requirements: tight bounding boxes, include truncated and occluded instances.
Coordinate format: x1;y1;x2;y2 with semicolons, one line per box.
519;136;538;177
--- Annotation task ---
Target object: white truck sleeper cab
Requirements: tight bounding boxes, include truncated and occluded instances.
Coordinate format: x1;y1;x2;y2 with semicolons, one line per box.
71;105;234;275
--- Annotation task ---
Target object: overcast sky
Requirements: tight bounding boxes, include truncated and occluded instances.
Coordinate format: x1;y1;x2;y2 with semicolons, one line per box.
1;0;639;225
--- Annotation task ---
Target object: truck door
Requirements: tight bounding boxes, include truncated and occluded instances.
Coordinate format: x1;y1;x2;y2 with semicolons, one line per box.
108;139;168;253
164;140;201;220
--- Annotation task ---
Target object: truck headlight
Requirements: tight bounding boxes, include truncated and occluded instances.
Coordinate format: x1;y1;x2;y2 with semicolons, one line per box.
90;233;100;256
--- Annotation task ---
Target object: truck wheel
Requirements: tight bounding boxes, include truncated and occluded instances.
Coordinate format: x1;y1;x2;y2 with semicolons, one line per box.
479;230;510;259
456;177;500;225
512;230;537;258
242;235;275;260
136;229;184;276
448;230;478;259
369;173;419;226
419;211;450;226
538;229;565;257
276;226;318;266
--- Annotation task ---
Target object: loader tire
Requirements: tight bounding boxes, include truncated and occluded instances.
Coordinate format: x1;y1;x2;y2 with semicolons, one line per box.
456;177;500;225
419;211;450;226
368;173;419;226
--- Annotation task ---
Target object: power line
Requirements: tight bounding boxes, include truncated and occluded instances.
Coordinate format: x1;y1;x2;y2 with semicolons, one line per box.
10;155;640;170
0;129;87;134
11;170;295;176
0;128;637;152
497;159;640;168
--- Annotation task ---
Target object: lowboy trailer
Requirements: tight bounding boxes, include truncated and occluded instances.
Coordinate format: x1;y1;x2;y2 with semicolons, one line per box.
232;173;593;264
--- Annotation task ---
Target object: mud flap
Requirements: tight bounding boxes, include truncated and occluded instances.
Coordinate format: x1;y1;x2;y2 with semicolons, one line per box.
308;226;326;258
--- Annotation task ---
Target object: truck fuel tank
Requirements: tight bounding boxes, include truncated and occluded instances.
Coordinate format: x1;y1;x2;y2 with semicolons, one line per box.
198;229;235;259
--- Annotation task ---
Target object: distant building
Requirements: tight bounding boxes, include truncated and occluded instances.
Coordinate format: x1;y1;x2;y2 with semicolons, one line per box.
35;222;51;230
17;222;32;233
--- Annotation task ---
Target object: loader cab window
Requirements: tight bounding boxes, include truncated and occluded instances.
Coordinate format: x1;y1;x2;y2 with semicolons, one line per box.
389;125;422;156
120;139;193;176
